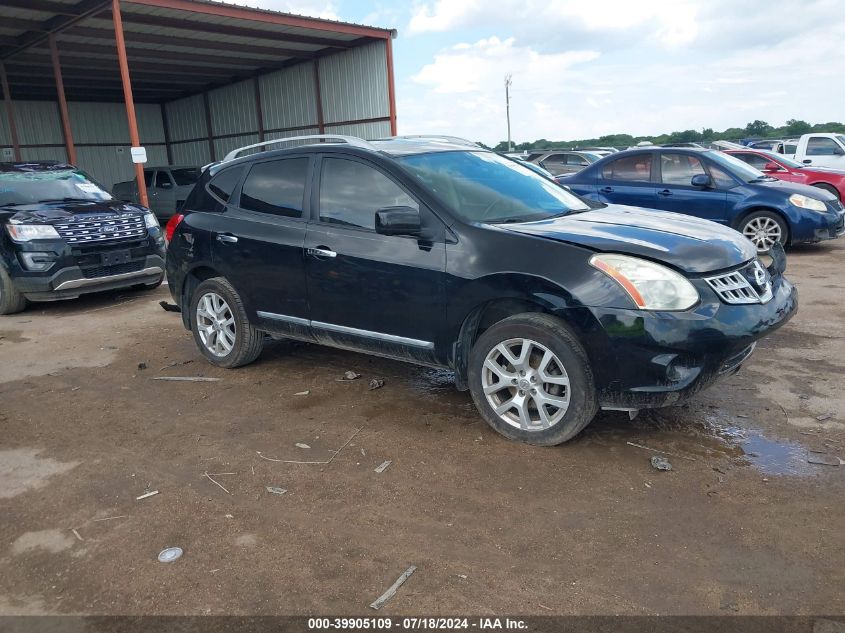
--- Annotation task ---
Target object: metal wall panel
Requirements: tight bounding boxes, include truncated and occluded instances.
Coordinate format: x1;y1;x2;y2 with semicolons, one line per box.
214;134;259;161
76;144;168;191
165;94;207;142
320;41;389;124
209;80;257;137
20;146;67;164
0;103;9;146
10;101;64;145
259;62;318;130
325;120;391;140
68;102;164;144
171;141;211;167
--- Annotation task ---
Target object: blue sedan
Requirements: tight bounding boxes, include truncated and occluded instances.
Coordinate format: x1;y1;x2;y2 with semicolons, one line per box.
560;148;845;252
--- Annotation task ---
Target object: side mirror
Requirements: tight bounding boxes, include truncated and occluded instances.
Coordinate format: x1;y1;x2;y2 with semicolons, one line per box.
375;206;422;237
762;162;782;172
690;174;712;188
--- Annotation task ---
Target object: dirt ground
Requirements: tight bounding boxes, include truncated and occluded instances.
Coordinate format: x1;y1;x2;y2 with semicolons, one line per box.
0;240;843;617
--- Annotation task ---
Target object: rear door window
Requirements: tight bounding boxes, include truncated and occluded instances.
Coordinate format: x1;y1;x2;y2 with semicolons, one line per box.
239;158;308;218
807;137;841;156
660;153;707;185
319;158;418;231
601;155;653;182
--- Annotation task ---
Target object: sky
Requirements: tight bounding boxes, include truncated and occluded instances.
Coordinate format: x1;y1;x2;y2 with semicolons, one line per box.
228;0;845;145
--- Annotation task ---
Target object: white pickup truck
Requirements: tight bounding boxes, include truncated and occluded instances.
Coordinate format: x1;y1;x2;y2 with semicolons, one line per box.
782;133;845;169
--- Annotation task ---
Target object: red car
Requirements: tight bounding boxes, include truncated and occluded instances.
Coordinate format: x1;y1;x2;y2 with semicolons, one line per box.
726;149;845;201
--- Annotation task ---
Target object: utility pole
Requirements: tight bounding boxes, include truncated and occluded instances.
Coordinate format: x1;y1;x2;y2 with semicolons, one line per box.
504;74;513;152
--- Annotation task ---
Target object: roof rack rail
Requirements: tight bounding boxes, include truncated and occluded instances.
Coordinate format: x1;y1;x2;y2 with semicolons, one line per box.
376;135;479;147
222;134;375;162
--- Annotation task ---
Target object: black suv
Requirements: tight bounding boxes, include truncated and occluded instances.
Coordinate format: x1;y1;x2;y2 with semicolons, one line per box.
0;162;165;314
166;136;797;445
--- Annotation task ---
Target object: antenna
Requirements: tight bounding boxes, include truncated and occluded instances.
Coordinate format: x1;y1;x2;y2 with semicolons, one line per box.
504;74;513;152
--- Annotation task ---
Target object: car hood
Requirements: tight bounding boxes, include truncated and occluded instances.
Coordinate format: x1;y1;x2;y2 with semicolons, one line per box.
1;200;148;224
754;178;838;201
497;205;756;274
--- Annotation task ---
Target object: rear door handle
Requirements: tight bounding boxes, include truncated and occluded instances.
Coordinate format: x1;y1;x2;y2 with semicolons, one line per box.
307;246;337;259
657;189;672;196
216;234;238;244
599;186;613;193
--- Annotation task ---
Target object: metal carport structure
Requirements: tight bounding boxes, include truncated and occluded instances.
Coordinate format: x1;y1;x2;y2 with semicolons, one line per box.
0;0;397;206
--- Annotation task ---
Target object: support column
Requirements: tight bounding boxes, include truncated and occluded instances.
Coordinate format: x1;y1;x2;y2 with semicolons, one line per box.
202;92;215;161
253;76;265;142
313;59;325;134
160;103;173;165
0;63;22;161
112;0;149;208
385;37;397;136
49;34;77;165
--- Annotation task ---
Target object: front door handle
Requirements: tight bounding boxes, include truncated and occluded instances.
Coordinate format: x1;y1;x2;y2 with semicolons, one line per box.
216;234;238;244
307;246;337;259
657;189;672;196
599;186;613;193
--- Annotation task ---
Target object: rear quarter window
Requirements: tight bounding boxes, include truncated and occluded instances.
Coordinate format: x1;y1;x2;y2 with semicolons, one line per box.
601;155;652;182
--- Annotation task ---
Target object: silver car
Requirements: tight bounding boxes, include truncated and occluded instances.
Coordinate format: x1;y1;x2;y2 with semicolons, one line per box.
113;166;199;222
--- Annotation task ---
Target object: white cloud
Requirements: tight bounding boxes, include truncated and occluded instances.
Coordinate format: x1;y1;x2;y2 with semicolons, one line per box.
408;0;700;48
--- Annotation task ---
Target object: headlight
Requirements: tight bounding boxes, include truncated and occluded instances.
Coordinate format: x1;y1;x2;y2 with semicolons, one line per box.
590;253;699;311
789;193;827;212
5;224;60;242
143;211;160;229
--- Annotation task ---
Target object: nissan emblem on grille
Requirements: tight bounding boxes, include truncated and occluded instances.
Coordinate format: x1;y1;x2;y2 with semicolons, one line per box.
705;259;773;306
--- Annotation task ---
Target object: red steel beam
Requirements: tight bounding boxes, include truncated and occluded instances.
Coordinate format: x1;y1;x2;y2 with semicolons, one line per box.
48;35;77;165
123;0;393;39
111;0;148;207
313;59;325;134
385;37;397;135
0;63;22;161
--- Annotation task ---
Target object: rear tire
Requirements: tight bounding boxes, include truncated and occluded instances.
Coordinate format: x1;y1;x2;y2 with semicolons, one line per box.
467;313;598;446
739;210;788;254
189;276;264;368
0;267;28;315
812;182;840;201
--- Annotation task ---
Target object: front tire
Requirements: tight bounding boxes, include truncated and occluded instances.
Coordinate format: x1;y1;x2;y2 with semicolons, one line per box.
467;313;598;446
739;211;788;254
189;277;264;368
0;267;28;315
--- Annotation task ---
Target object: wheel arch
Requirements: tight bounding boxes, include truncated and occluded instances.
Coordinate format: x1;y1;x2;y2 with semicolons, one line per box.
180;264;222;330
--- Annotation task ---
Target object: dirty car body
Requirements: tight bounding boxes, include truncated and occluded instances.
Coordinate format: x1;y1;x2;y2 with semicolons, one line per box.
0;162;166;314
166;137;797;445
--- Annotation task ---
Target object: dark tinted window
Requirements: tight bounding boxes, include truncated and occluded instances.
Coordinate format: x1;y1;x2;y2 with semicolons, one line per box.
319;158;417;230
660;153;706;185
239;159;308;218
155;171;171;188
601;154;652;182
207;167;242;204
171;168;200;186
144;170;153;187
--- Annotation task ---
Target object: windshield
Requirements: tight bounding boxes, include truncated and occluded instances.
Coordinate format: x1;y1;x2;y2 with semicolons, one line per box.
171;168;200;186
0;168;112;206
399;151;590;223
708;151;767;183
758;150;804;169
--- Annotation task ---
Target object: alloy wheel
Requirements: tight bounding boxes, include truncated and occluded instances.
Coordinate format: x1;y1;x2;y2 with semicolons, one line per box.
742;216;782;252
481;337;571;431
196;291;236;357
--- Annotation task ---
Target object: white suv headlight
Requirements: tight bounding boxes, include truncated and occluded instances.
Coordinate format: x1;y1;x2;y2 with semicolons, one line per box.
789;193;827;212
143;211;160;229
6;224;60;242
590;253;699;311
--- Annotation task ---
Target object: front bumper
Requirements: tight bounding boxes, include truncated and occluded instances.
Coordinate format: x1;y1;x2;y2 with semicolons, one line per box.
569;274;797;410
791;206;844;243
15;254;165;301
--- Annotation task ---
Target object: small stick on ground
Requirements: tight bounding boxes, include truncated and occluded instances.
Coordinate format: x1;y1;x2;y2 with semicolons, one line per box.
153;376;221;382
204;471;232;495
92;515;128;522
369;566;417;610
257;428;362;465
71;528;83;541
136;490;159;500
626;441;696;462
205;472;237;476
538;604;553;612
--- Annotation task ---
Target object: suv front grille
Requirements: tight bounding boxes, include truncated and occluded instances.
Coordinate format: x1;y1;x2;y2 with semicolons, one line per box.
81;260;145;279
705;260;773;305
54;214;147;245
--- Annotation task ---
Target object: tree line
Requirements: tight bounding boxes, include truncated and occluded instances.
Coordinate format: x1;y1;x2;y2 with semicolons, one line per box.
488;119;845;152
